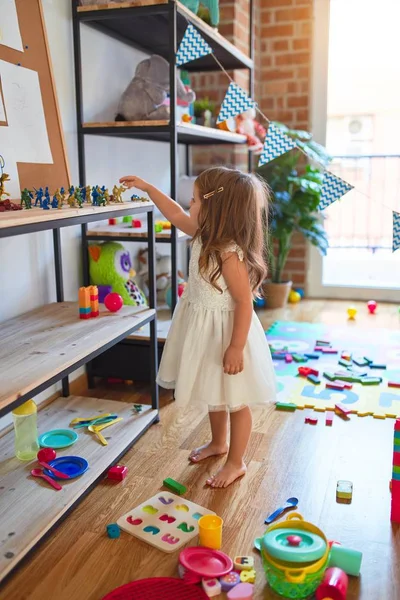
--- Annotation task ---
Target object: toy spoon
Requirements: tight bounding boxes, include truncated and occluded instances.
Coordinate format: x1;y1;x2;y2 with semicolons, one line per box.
37;448;70;479
264;497;299;524
31;468;62;491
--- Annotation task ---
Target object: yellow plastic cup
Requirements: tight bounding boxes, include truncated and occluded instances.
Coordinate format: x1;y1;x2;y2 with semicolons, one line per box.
198;515;223;549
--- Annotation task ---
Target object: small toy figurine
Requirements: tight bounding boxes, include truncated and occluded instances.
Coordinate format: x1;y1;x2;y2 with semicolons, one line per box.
97;186;107;206
52;189;60;209
92;186;100;206
74;187;84;208
44;186;50;204
0;172;10;199
60;187;66;207
367;300;377;314
34;187;44;207
84;185;91;202
42;195;50;210
101;185;110;204
112;184;125;203
347;306;357;319
21;188;33;209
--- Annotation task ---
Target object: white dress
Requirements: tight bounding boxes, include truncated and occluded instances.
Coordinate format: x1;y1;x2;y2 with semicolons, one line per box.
157;239;277;412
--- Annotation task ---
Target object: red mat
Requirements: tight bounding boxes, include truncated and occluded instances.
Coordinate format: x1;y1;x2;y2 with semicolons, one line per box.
102;577;208;600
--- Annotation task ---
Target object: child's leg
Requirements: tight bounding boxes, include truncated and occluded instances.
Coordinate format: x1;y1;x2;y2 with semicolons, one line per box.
190;409;229;462
206;406;252;488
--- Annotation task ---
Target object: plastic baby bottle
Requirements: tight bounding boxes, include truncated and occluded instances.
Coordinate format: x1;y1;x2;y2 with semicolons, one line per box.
12;400;39;460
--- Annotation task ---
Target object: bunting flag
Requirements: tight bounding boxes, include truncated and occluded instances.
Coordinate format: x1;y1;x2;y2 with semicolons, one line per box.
217;82;255;124
393;211;400;252
258;123;296;166
318;171;354;211
176;24;213;67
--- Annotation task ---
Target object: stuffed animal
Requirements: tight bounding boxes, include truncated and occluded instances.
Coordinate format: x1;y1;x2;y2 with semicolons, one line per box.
236;108;267;154
138;248;185;303
180;0;219;27
115;55;195;122
88;242;147;307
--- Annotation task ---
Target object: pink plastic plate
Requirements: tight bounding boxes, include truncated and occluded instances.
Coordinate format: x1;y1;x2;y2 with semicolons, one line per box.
179;547;233;578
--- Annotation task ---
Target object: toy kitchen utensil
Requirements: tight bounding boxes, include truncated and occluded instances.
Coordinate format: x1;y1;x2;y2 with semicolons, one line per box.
264;496;298;524
37;448;69;479
44;456;89;480
31;468;62;491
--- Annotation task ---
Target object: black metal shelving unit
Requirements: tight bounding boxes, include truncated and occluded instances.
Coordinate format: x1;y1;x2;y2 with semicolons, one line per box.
71;0;254;380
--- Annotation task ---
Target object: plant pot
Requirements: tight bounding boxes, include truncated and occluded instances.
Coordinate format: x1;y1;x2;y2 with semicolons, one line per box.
262;280;292;309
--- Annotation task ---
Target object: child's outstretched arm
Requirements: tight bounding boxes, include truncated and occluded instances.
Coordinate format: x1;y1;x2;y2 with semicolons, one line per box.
221;252;253;375
119;176;197;236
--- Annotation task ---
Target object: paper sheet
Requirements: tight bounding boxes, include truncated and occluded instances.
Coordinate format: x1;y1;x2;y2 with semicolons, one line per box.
0;0;24;52
0;60;53;164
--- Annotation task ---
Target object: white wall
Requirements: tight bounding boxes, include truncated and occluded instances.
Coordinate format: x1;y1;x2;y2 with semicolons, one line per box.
0;0;184;428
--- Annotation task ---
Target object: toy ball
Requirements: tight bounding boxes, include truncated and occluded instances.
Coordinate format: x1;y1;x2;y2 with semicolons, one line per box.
367;300;377;314
347;306;357;319
294;288;304;299
104;292;124;313
254;297;266;308
289;290;301;303
165;283;186;308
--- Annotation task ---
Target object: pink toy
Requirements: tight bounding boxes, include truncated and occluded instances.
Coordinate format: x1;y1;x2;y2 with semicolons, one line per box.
227;582;254;599
104;292;124;313
132;219;142;228
108;465;128;481
179;547;232;579
315;567;348;600
201;578;221;598
367;300;377;314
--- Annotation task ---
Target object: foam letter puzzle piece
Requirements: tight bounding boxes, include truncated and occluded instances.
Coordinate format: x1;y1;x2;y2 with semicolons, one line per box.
202;578;222;597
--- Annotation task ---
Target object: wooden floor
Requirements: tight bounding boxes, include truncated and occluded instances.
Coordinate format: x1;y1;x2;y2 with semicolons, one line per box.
2;300;400;600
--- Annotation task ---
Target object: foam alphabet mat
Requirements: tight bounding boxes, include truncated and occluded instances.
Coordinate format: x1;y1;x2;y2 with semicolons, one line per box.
267;321;400;418
117;493;215;553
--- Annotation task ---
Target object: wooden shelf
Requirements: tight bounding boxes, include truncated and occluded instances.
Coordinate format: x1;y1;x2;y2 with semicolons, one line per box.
86;221;190;243
0;201;153;238
0;302;155;416
76;1;253;72
82;122;247;146
0;395;158;583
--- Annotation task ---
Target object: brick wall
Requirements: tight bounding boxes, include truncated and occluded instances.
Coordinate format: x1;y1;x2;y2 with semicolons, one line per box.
190;0;313;291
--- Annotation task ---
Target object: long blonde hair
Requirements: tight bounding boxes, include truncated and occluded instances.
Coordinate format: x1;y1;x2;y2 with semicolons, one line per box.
193;166;269;293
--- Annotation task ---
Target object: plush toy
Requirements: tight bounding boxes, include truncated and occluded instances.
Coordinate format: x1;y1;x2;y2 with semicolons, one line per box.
138;248;185;303
236;108;267;154
88;242;147;307
115;55;195;122
180;0;219;27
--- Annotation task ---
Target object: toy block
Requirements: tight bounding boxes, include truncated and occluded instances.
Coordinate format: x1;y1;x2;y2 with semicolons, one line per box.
389;381;400;388
392;472;400;481
314;346;325;352
393;465;400;475
292;354;307;362
304;353;320;359
321;348;338;354
163;477;187;495
275;402;297;411
272;353;286;360
323;372;337;381
108;465;128;481
108;218;117;225
370;364;387;370
394;431;400;440
298;367;313;377
335;403;351;416
307;374;321;385
285;354;293;363
234;556;254;571
361;377;382;385
334;374;361;383
326;382;345;390
240;569;256;583
304;403;316;409
357;411;372;417
316;340;331;346
336;480;353;502
363;356;373;364
373;414;386;420
339;358;352;368
305;417;318;425
123;215;132;223
341;352;352;361
202;578;222;598
308;368;319;376
386;413;398;419
395;419;400;432
220;572;241;592
89;285;99;317
227;582;254;600
393;438;400;447
132;219;142;228
78;286;91;308
79;306;91;314
106;523;120;538
326;411;334;426
391;480;400;522
353;357;369;367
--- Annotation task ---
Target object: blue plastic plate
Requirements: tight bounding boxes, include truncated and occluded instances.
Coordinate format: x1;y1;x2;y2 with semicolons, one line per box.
39;429;78;449
44;456;89;480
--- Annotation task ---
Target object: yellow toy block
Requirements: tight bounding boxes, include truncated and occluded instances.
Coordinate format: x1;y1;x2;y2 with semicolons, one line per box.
304;403;316;409
373;413;386;420
314;407;326;413
240;568;256;583
233;556;254;571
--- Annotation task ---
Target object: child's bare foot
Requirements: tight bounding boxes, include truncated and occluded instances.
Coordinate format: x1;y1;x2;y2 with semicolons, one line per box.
206;460;247;488
189;442;229;463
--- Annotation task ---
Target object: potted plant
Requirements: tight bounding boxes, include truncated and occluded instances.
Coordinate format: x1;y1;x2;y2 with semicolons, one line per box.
257;124;330;308
194;98;216;127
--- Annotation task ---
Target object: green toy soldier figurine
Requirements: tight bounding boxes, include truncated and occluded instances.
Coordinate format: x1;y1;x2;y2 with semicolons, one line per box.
21;188;33;209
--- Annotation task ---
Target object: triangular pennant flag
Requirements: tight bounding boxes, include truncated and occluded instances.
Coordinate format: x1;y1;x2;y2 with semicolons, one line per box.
318;171;354;211
258;123;296;166
393;211;400;252
217;82;255;124
176;24;213;67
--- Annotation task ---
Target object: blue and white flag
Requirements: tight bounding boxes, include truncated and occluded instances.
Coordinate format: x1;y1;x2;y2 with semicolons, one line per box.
176;24;212;67
217;82;255;124
393;211;400;252
258;123;296;166
318;171;353;211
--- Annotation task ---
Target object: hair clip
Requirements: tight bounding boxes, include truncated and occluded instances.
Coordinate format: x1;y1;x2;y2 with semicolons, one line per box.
203;186;224;199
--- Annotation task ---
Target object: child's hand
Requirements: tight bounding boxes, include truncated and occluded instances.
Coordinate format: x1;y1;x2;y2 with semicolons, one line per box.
119;176;150;193
223;345;244;375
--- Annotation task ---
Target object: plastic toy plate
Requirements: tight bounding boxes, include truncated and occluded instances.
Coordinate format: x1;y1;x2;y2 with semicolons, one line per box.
179;548;233;578
39;429;78;449
101;578;208;600
44;456;88;480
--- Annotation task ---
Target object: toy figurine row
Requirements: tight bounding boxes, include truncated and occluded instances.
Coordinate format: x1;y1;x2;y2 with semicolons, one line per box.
19;184;145;210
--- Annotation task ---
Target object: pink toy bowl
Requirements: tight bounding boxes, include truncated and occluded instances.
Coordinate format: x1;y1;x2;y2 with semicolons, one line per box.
179;547;233;579
101;577;208;600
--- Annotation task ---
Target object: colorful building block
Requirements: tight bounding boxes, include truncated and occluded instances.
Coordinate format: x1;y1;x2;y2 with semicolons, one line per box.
272;353;286;360
108;465;128;481
202;578;222;597
389;382;400;388
326;382;345;390
326;411;334;426
305;417;318;425
353;357;369;367
307;374;321;384
339;358;353;368
360;377;382;385
336;480;353;502
335;403;351;416
163;477;187;495
298;367;313;376
234;556;254;571
240;569;256;583
275;402;297;411
391;422;400;522
89;285;99;317
323;372;337;381
220;572;241;592
285;354;293;363
132;219;142;228
341;352;352;361
79;285;99;319
321;348;338;354
304;353;320;359
370;364;387;370
363;356;373;364
292;354;307;363
108;218;117;225
316;340;331;346
107;523;120;538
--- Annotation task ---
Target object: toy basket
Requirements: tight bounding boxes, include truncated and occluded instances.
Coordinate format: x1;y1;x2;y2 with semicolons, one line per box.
101;577;208;600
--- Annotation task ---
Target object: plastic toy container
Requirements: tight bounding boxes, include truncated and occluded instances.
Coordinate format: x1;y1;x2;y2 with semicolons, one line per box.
12;399;39;461
261;513;329;599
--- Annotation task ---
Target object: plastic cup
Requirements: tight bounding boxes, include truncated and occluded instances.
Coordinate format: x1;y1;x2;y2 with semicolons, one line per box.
328;543;362;576
198;515;223;550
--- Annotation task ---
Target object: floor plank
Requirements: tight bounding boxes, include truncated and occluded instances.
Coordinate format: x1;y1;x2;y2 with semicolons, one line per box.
1;300;399;600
